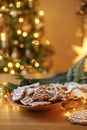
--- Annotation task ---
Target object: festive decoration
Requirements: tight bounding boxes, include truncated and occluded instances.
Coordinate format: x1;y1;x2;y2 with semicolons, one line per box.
0;0;53;74
73;0;87;71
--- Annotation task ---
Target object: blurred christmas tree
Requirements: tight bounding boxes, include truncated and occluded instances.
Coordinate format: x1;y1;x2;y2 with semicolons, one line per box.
0;0;53;74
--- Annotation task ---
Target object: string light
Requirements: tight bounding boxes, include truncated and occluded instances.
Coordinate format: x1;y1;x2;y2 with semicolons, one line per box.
45;40;51;46
20;65;24;70
10;70;15;75
32;40;39;45
0;13;2;18
15;63;20;68
8;62;13;68
17;29;22;35
16;1;21;8
1;33;6;41
10;10;17;17
13;40;18;45
35;18;40;24
64;111;71;117
35;62;39;67
1;6;5;10
18;17;24;23
3;67;8;72
0;55;3;60
39;10;45;16
9;3;14;7
33;32;39;38
22;32;28;37
19;43;24;48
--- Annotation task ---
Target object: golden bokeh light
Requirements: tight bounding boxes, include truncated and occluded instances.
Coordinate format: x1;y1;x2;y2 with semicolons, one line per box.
0;55;3;60
17;30;22;35
10;70;15;75
15;63;20;68
33;32;39;38
35;62;39;67
35;18;40;24
18;17;24;23
8;62;13;68
22;32;28;37
3;67;8;72
39;10;45;16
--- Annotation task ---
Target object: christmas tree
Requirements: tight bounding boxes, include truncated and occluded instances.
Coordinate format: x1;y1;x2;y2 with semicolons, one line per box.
0;0;53;75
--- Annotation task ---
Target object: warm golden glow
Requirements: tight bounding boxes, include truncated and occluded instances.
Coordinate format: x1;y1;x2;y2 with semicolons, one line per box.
10;11;16;17
3;82;7;86
19;43;24;48
8;62;13;68
15;63;20;68
35;18;40;24
45;40;51;46
32;40;39;45
39;10;45;16
10;70;15;75
1;6;5;10
1;33;6;41
64;111;71;117
3;67;8;72
73;36;87;63
0;13;2;18
13;40;18;45
0;55;3;60
9;3;14;7
17;30;22;35
20;65;24;70
22;32;28;37
35;62;39;67
33;32;39;38
18;17;24;23
16;1;21;8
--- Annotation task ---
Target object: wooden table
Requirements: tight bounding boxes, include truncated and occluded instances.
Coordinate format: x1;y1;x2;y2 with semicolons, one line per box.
0;73;87;130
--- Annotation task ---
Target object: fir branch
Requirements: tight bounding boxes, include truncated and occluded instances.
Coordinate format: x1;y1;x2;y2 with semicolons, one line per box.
67;55;87;82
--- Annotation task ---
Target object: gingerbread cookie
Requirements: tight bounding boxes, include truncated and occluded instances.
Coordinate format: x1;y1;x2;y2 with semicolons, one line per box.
67;110;87;125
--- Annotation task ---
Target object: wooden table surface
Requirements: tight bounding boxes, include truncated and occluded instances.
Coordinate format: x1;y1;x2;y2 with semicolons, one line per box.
0;73;87;130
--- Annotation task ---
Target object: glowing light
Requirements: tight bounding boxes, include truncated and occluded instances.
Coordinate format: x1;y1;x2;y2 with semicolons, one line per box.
45;40;51;46
1;33;6;41
64;111;71;117
16;1;21;8
0;13;2;18
10;70;15;75
9;3;14;7
8;62;13;68
3;67;8;72
35;62;39;67
17;30;22;35
3;82;7;86
35;18;40;24
13;40;18;45
31;59;35;63
22;32;28;37
20;65;24;70
32;40;39;45
0;55;3;60
10;11;17;17
15;63;20;68
19;43;24;48
1;6;5;10
73;37;87;62
18;17;24;23
34;32;39;38
39;10;45;16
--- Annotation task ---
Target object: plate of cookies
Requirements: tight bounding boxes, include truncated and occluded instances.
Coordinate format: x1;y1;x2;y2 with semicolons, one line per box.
7;82;70;111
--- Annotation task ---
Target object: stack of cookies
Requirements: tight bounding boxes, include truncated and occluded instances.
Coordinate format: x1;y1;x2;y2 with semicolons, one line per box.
11;83;70;108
